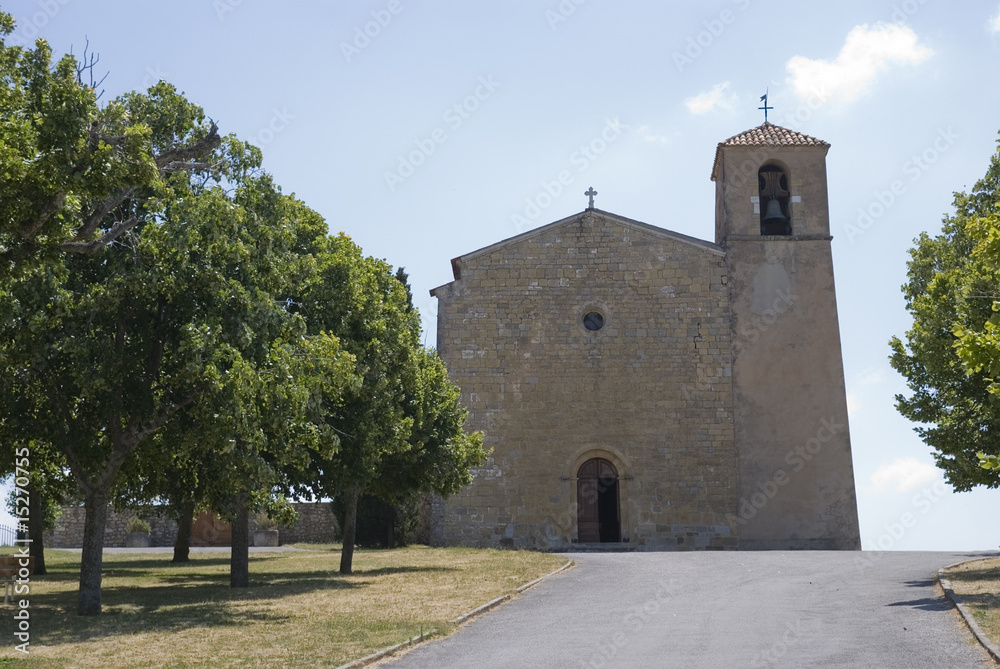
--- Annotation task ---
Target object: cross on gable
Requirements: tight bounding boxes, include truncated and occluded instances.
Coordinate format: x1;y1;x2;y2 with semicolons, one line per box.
585;187;598;209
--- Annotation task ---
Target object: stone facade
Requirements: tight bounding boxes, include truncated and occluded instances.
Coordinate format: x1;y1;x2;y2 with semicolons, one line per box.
431;212;740;550
430;122;861;551
45;502;339;548
715;132;860;549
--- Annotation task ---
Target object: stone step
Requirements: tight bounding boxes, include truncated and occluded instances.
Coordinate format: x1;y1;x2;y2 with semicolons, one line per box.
568;542;636;552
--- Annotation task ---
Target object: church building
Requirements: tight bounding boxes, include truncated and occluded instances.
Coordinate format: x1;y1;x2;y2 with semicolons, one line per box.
429;122;861;551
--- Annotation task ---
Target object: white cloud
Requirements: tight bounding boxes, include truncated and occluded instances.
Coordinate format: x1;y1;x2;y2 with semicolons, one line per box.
991;5;1000;34
635;125;673;145
871;457;940;493
846;393;859;417
857;368;884;386
684;82;739;115
785;23;932;104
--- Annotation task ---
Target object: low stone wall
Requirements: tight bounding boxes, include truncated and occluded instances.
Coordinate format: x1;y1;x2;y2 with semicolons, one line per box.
276;503;339;545
45;506;178;548
46;502;340;548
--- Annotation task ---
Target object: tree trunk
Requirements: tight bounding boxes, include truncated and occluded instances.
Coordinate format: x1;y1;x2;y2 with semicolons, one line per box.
339;485;361;575
27;482;46;576
172;500;195;563
230;496;249;588
78;489;109;615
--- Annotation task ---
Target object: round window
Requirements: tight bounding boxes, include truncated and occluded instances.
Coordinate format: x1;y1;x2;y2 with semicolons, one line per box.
583;311;605;331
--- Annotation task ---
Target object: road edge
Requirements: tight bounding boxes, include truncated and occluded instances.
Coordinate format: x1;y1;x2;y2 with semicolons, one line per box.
938;559;1000;665
335;558;575;669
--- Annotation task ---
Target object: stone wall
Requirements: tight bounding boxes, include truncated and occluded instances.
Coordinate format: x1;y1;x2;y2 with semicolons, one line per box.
46;502;339;548
275;503;339;545
431;209;740;551
45;506;178;548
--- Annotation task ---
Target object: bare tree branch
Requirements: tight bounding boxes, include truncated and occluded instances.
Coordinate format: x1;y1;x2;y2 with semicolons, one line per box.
74;186;137;241
159;160;215;174
72;38;108;98
155;122;221;167
59;216;139;254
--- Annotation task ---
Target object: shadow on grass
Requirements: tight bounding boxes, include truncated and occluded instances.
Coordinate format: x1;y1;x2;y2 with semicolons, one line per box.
943;567;1000;584
355;565;456;577
16;556;461;647
28;571;363;645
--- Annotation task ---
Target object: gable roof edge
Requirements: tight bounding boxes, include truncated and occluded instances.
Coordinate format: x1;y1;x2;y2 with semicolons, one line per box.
430;209;724;297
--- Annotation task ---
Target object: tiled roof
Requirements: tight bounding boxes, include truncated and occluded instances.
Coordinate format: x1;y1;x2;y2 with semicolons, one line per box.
719;121;829;148
711;122;829;180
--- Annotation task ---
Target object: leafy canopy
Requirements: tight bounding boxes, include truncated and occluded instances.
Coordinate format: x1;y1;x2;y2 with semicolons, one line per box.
0;12;219;269
889;131;1000;491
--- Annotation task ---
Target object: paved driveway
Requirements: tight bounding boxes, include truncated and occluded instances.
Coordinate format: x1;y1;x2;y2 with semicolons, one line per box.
387;551;998;668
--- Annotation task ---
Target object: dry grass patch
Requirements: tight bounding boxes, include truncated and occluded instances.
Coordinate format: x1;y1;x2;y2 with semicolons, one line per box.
942;557;1000;647
0;545;567;668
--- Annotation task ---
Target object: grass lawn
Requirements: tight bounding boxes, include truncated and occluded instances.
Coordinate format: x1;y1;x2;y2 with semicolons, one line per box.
942;557;1000;649
0;545;568;668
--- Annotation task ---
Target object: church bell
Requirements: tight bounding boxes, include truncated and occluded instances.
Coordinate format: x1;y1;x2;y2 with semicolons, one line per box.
762;197;785;224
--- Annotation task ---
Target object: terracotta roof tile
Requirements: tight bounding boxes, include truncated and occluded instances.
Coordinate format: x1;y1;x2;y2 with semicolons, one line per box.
719;121;829;148
711;122;829;180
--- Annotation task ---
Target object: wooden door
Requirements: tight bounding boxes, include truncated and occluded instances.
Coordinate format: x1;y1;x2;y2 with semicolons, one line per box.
577;458;620;543
190;511;232;547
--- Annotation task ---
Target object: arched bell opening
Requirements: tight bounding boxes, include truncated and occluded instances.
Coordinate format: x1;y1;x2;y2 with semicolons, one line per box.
758;164;792;235
577;458;621;543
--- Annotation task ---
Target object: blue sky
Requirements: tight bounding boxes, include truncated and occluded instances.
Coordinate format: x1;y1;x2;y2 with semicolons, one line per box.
3;0;1000;550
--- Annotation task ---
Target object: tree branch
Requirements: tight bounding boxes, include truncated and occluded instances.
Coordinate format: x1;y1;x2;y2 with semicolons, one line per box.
59;216;139;254
101;392;201;491
159;160;215;174
20;193;67;239
74;187;137;241
155;122;221;168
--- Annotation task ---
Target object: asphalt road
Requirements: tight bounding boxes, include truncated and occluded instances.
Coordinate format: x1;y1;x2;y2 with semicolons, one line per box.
386;551;998;669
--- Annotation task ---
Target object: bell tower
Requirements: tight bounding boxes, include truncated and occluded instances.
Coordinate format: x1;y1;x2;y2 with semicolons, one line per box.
713;122;861;550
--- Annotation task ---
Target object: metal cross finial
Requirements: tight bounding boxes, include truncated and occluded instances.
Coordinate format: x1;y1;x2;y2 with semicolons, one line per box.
758;88;773;123
585;187;598;209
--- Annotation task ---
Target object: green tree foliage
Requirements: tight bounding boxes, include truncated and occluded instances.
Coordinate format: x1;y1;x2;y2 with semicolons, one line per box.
980;452;1000;470
0;13;219;268
0;7;485;603
890;132;1000;491
111;194;357;582
293;237;486;573
0;73;352;612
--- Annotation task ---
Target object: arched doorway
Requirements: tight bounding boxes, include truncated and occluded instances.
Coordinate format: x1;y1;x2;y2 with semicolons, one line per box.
577;458;621;543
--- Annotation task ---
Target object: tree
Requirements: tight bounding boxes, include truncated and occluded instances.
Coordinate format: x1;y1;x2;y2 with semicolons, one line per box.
0;358;78;575
0;12;219;269
374;346;486;507
291;236;420;573
292;239;486;573
0;76;349;613
3;445;75;575
110;193;356;584
181;329;354;588
890;131;1000;491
